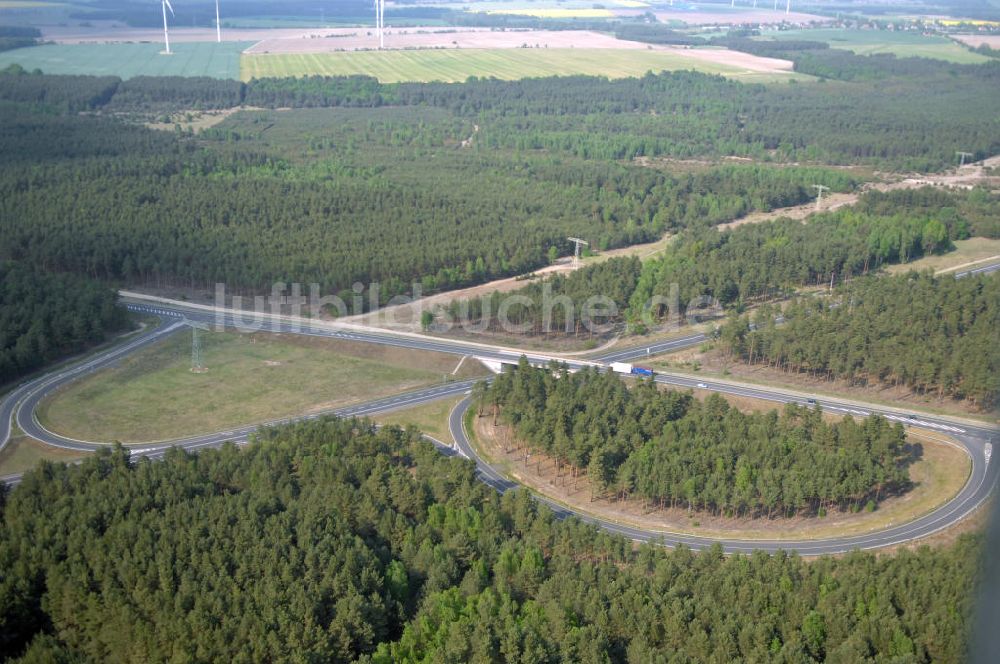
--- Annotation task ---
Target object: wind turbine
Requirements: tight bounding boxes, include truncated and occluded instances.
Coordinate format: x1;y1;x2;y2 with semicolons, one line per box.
375;0;385;49
215;0;221;43
160;0;175;55
786;0;791;15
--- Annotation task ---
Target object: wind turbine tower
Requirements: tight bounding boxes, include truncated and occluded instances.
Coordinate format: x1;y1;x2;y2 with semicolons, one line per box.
215;0;221;43
786;0;791;15
375;0;386;49
568;237;589;265
160;0;175;55
812;184;830;211
956;151;974;167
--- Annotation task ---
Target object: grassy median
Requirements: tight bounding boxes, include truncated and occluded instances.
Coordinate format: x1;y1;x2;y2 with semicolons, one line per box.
375;395;466;446
38;329;486;444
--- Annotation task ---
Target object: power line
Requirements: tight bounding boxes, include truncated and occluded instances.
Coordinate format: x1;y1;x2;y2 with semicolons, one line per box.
182;319;210;373
812;184;830;211
568;237;589;265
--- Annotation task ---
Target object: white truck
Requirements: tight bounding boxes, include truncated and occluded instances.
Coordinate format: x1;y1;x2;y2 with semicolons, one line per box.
609;362;655;377
986;442;992;465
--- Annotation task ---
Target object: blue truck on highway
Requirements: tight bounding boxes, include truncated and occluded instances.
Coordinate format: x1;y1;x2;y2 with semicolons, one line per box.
610;362;655;377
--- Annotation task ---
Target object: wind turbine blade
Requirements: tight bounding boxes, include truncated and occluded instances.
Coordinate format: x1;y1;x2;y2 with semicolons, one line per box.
164;0;175;17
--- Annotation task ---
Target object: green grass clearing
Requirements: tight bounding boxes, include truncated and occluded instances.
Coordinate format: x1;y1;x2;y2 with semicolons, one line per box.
0;431;84;477
241;47;759;83
0;41;252;79
766;28;990;64
39;329;487;444
886;237;1000;275
375;395;465;446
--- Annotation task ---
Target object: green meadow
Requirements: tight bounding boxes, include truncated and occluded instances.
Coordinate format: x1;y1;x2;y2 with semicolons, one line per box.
0;41;252;78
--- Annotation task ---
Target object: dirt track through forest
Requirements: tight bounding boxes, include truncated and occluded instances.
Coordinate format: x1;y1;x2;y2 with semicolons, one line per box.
346;155;998;333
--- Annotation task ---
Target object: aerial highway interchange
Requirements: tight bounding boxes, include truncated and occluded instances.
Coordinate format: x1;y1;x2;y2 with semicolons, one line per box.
1;289;996;555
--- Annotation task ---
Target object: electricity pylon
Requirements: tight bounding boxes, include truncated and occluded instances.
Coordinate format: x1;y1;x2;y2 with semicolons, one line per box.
812;184;830;211
568;237;589;265
183;319;210;373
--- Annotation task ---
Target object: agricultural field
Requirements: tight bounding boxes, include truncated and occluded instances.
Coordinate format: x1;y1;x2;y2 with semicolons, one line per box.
0;1;65;6
243;27;663;55
0;0;76;27
766;28;991;63
483;8;615;18
952;33;1000;49
0;41;252;79
425;0;634;13
241;47;801;83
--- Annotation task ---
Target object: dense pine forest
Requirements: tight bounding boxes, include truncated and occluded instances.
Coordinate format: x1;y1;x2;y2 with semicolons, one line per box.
0;56;997;300
718;272;1000;408
0;261;127;385
453;186;996;336
0;418;980;662
0;97;854;303
627;188;980;319
477;361;912;517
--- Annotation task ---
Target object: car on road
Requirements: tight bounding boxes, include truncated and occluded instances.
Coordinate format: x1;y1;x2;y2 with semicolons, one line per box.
697;382;707;388
806;398;817;405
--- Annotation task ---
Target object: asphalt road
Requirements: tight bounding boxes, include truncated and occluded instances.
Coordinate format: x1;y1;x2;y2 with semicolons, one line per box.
0;311;479;486
2;374;476;487
3;297;996;555
594;332;707;364
955;261;1000;279
125;301;606;366
450;396;997;555
121;299;1000;554
0;317;187;453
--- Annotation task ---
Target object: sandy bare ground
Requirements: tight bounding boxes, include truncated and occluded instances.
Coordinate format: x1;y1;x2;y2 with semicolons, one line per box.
341;259;578;329
342;232;675;330
952;34;1000;49
719;155;1000;231
718;191;859;231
